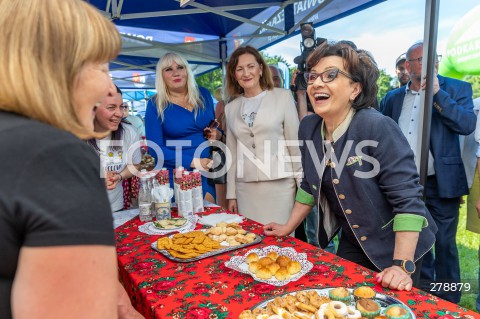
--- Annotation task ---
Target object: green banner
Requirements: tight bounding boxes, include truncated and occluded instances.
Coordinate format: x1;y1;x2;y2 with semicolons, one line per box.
439;5;480;78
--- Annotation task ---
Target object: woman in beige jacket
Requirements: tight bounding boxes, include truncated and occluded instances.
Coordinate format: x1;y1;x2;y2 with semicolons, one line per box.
224;46;302;225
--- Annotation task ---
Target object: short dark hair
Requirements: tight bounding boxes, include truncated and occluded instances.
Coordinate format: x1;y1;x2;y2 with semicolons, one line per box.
306;41;379;110
115;84;122;94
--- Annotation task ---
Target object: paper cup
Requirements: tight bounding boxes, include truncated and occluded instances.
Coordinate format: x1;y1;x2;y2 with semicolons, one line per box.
154;202;171;220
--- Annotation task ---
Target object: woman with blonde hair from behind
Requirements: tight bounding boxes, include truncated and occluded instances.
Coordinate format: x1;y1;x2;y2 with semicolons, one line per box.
0;0;142;318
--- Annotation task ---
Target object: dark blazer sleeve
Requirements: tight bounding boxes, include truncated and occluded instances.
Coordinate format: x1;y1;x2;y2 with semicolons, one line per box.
433;76;476;135
298;116;314;197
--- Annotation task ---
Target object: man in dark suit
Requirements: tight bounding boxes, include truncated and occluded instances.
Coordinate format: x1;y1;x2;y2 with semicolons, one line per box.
380;42;476;303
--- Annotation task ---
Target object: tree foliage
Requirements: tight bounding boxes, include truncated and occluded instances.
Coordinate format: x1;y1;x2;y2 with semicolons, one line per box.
195;68;223;95
463;75;480;99
377;69;394;102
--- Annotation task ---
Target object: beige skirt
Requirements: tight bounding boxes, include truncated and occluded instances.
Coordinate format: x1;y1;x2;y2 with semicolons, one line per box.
236;178;296;226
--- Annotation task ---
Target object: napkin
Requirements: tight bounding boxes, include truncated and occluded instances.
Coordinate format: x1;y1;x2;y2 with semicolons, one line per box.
198;213;244;226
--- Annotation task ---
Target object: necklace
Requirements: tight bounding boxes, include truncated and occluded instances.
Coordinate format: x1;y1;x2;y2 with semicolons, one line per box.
170;95;193;111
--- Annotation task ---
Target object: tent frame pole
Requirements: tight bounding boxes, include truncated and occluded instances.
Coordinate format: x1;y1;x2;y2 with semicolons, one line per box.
418;0;440;199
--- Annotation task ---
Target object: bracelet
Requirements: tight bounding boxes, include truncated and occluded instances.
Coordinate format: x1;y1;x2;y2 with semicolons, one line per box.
117;172;123;182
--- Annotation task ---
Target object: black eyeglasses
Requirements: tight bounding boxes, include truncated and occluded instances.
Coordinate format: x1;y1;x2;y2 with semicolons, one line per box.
304;68;354;84
408;55;442;64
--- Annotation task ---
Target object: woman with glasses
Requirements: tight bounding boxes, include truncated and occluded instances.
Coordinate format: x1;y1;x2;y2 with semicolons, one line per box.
224;45;302;226
264;41;437;292
145;52;220;203
88;86;142;212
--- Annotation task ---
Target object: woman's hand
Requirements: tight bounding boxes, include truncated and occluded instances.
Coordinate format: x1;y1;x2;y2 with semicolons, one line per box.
203;127;221;141
263;223;293;237
228;199;237;213
376;266;413;291
105;171;120;190
190;158;212;171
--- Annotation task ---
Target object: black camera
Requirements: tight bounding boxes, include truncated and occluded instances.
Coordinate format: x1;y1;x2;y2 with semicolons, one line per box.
293;23;326;91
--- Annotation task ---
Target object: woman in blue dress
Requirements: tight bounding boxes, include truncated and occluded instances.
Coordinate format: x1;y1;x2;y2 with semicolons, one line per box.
145;52;219;203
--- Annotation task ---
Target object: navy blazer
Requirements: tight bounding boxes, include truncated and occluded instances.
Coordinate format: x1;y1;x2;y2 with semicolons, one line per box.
299;108;437;270
380;75;476;198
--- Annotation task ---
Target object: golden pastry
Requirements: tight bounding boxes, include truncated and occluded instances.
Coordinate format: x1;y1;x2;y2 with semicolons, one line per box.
248;261;260;273
216;222;228;228
209;226;223;235
258;257;274;266
267;262;280;274
356;299;381;318
267;251;279;260
328;286;351;303
238;310;254;319
256;267;273;279
384;304;409;319
276;255;291;267
235;234;249;244
294;301;317;313
353;286;376;299
275;267;290;280
287;261;302;275
292;311;313;319
225;227;238;235
226;239;241;246
245;232;256;239
246;252;259;264
252;308;269;316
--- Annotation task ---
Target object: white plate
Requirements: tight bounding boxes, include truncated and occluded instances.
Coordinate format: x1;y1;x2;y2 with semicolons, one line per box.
153;218;189;230
224;245;313;287
138;215;198;235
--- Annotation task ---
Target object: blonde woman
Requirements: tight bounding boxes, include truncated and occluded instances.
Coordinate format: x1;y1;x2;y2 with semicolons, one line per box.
145;52;221;203
224;46;302;225
0;0;142;318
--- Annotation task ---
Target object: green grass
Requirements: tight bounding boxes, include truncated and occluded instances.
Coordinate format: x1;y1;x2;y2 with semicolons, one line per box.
458;201;480;312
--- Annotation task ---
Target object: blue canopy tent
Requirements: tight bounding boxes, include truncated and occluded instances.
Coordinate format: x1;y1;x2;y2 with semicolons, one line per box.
88;0;445;192
88;0;387;89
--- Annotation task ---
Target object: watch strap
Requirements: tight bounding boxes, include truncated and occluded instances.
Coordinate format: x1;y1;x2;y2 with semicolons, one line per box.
392;259;415;274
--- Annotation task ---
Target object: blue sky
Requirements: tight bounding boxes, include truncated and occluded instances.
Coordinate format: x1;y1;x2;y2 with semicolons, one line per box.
264;0;479;77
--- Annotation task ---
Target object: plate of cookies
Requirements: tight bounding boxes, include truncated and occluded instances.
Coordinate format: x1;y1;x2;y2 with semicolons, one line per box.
239;287;415;319
224;245;313;286
151;223;262;262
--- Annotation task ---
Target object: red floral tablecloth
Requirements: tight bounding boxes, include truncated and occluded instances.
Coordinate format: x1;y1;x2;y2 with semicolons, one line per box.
115;207;478;319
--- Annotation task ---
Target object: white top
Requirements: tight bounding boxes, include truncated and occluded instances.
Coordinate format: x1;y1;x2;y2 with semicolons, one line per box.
241;91;267;128
398;85;435;176
97;124;142;212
